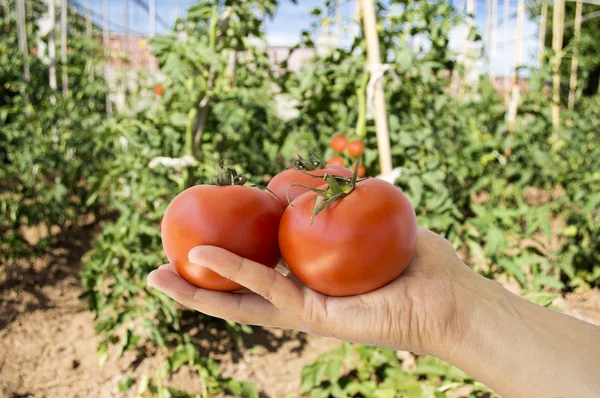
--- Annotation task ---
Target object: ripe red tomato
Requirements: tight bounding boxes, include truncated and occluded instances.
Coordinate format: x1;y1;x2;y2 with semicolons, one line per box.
154;84;164;96
347;140;364;158
352;164;366;178
279;178;418;297
161;183;282;291
331;135;348;153
327;156;345;167
268;164;352;207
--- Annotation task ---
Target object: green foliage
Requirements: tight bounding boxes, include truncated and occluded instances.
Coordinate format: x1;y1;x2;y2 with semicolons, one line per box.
301;343;494;398
0;0;111;262
531;1;600;97
80;1;286;395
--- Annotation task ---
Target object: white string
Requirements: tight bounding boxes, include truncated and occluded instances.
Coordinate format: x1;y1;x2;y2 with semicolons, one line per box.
366;63;393;120
148;155;197;171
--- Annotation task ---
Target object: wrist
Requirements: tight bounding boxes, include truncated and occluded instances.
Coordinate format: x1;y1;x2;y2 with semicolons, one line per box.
437;265;518;364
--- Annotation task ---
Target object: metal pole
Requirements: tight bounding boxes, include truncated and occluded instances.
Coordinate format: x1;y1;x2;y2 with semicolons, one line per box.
16;0;30;82
552;0;565;129
491;0;498;63
49;0;57;95
123;0;129;88
568;1;582;109
503;0;510;101
359;0;393;175
538;0;548;65
61;0;68;97
486;0;492;64
103;0;112;114
507;0;524;132
87;0;94;81
149;0;156;72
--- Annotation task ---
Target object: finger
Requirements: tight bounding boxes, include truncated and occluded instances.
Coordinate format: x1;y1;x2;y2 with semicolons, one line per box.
147;268;294;328
158;263;178;273
188;246;305;312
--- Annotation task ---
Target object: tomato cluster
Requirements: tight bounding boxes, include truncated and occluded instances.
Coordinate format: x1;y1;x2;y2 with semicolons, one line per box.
161;153;418;297
329;135;366;177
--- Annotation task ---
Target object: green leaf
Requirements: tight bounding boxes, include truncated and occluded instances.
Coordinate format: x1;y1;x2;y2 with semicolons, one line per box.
169;112;189;127
118;377;135;392
522;292;559;307
323;358;343;383
532;274;565;290
407;176;424;207
485;226;507;255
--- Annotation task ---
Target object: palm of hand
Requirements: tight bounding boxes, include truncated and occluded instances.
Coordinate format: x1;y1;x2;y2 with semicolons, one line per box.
148;228;464;355
297;228;462;354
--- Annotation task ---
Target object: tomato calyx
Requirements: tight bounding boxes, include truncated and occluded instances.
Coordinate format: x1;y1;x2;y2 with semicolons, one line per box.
212;160;248;186
289;159;366;223
290;149;327;172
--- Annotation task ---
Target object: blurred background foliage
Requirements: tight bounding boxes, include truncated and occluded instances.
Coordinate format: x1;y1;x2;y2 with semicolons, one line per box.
1;0;598;396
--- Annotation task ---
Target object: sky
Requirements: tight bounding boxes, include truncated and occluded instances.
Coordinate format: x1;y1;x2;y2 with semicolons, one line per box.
77;0;541;76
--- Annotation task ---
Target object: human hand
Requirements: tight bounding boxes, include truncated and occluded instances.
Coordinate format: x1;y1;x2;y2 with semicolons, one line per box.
147;227;471;358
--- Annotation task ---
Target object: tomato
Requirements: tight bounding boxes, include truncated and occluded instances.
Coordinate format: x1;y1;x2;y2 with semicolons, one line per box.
267;156;352;207
279;177;418;297
331;135;348;153
352;164;366;178
154;84;164;96
161;166;283;291
327;156;345;167
347;140;364;158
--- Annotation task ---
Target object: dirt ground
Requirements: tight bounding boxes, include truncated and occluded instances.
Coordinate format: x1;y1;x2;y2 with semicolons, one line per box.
1;223;599;398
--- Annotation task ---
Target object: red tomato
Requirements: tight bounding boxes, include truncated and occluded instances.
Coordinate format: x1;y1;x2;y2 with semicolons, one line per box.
352;164;366;178
347;140;364;158
327;156;345;167
331;135;348;153
279;178;418;297
154;84;164;96
267;164;352;207
161;185;283;291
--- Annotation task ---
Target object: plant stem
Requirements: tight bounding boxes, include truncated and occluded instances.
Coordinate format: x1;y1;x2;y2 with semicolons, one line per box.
355;72;369;138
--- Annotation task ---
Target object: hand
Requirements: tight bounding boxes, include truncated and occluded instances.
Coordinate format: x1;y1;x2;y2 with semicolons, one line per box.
147;227;469;357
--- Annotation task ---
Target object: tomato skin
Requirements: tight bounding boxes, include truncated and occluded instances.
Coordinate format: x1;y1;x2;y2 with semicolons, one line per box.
161;185;283;291
154;84;164;96
331;135;348;153
327;156;345;167
347;140;364;158
267;164;352;207
279;178;418;297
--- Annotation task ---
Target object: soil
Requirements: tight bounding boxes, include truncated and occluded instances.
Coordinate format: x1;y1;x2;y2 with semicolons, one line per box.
0;224;340;398
1;223;599;398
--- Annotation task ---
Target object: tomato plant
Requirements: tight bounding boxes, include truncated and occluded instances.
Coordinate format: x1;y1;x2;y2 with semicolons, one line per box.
279;173;418;296
162;164;282;291
347;140;364;158
331;135;348;153
267;153;352;206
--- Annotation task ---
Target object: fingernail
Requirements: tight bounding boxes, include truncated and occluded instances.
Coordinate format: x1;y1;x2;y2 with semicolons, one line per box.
146;271;159;289
188;246;211;266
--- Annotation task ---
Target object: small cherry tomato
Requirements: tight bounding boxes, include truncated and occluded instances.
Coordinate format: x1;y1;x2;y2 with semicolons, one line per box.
347;140;364;158
327;156;345;167
331;135;348;153
352;164;366;178
154;84;164;96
